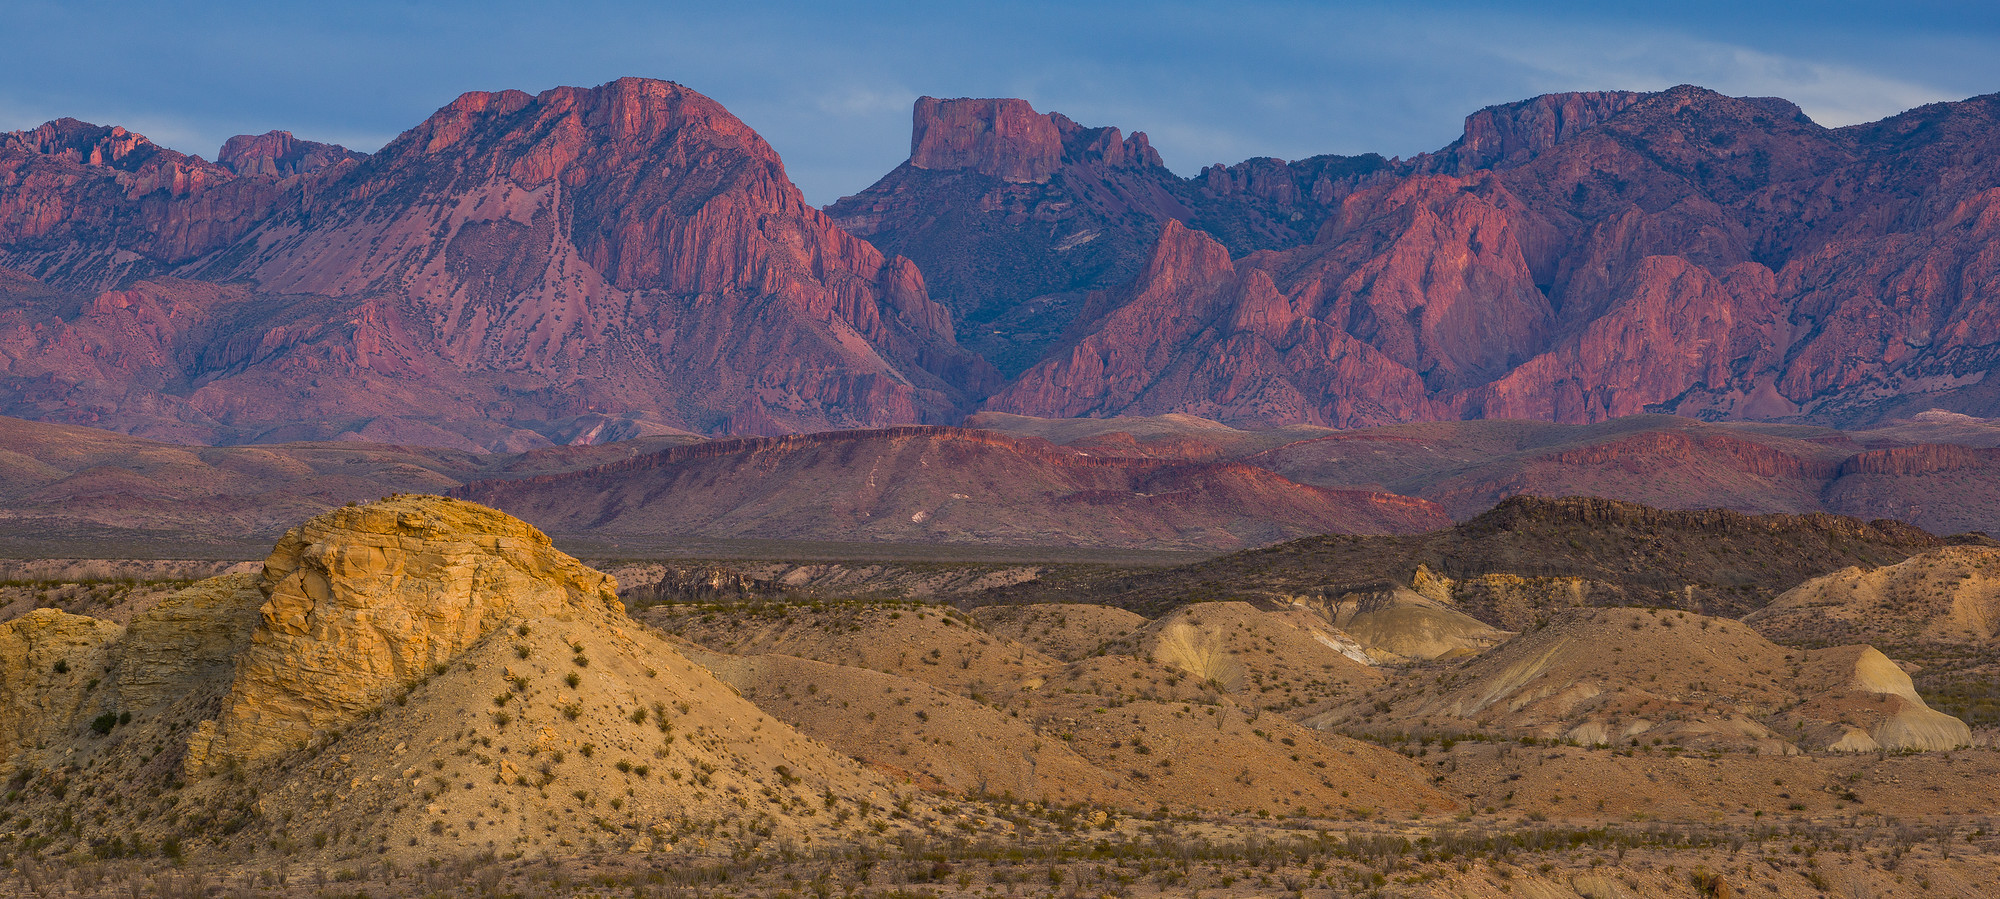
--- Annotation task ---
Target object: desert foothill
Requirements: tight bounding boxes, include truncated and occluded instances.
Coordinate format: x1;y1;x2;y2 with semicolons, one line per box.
4;4;2000;897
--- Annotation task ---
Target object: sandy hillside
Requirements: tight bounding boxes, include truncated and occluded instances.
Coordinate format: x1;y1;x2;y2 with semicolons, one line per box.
1313;607;1971;753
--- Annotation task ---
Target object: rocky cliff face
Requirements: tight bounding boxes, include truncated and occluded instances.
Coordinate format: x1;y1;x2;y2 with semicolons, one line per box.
0;609;123;774
854;86;2000;430
216;130;362;178
827;98;1384;376
0;78;993;446
9;81;2000;444
194;495;622;768
0;120;288;286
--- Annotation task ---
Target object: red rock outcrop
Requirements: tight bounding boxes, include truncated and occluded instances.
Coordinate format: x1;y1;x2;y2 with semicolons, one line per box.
828;98;1384;375
216;131;362;178
1416;90;1648;174
989;220;1439;426
0;120;287;286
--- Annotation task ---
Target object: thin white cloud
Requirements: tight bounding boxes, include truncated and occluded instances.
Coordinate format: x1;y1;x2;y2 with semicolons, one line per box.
1480;26;1954;127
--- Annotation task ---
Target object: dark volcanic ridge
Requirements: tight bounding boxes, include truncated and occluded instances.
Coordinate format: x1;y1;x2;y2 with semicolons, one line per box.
973;494;1973;622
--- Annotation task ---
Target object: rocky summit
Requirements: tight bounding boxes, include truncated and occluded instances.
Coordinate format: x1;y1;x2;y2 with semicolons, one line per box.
7;81;2000;447
0;79;990;448
844;87;2000;429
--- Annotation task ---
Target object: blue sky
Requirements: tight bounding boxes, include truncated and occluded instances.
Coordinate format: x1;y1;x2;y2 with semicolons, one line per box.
5;1;1999;205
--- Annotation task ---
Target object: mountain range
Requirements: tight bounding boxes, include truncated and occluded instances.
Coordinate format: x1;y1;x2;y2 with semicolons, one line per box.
5;78;2000;451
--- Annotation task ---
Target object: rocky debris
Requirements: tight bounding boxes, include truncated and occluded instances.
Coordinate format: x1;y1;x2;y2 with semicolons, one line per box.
0;608;123;773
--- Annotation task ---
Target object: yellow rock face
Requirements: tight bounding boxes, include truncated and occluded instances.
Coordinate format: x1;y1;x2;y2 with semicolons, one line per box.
0;609;123;773
114;572;266;712
196;495;622;770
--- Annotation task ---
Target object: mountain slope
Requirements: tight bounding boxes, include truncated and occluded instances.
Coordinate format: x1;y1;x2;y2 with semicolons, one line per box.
0;79;994;447
834;87;2000;429
825;97;1389;375
457;426;1449;551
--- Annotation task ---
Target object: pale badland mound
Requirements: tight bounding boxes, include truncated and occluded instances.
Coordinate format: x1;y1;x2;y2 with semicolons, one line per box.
1748;545;2000;732
1748;546;2000;649
643;600;1452;816
1315;607;1971;753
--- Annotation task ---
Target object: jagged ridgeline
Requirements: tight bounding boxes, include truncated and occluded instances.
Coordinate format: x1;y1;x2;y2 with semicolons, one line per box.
0;495;918;860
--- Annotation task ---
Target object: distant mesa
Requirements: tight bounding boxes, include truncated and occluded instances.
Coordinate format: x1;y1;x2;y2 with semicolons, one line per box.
455;426;1450;551
907;96;1162;182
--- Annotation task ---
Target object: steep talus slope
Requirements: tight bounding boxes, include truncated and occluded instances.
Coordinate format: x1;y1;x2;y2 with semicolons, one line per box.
0;78;992;447
459;427;1449;551
1316;607;1971;753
